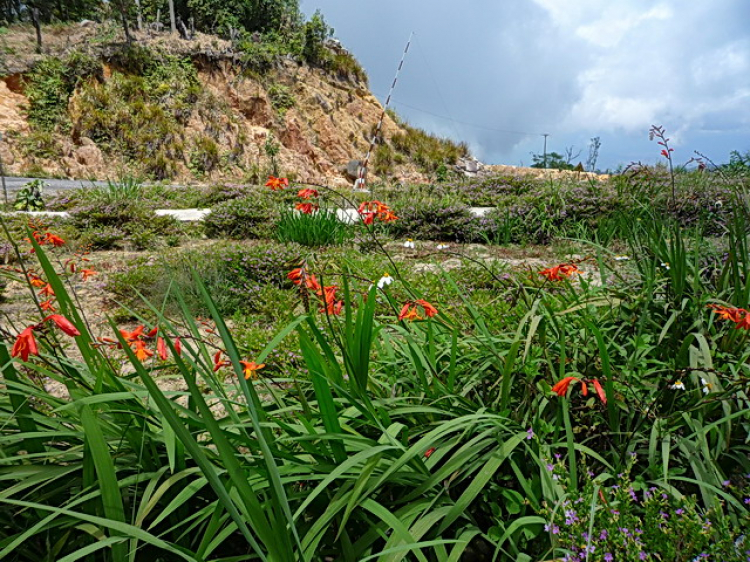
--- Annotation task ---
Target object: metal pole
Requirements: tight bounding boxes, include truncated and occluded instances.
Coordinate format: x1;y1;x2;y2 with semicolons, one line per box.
542;133;549;169
0;132;8;209
357;31;413;192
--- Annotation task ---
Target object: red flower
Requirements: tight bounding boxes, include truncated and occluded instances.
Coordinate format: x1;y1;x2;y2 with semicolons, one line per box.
708;304;750;329
552;376;607;404
424;447;436;458
44;314;81;337
539;263;581;282
297;188;319;199
551;376;579;397
592;378;607;404
295;202;318;214
81;269;97;281
38;283;55;297
213;350;230;372
45;233;65;247
11;327;38;362
398;300;438;321
120;325;145;342
357;200;398;224
157;337;168;361
174;337;182;356
265;176;289;191
40;299;56;312
414;299;438;318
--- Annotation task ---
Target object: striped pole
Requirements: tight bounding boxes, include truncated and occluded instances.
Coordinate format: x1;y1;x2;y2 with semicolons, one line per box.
356;31;413;191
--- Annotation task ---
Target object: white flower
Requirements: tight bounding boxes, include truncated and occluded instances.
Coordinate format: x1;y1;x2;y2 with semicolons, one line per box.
436;243;449;250
661;262;670;271
669;381;686;390
701;377;712;394
376;273;393;289
404;239;415;249
614;255;630;261
715;200;723;208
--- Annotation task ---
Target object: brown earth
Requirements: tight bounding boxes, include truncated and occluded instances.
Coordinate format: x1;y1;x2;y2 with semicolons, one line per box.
0;22;429;186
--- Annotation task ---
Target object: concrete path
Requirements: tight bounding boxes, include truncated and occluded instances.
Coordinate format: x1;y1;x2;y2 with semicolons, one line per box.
1;177;109;192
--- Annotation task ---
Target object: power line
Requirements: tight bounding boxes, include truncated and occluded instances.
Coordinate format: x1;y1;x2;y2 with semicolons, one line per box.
373;90;545;138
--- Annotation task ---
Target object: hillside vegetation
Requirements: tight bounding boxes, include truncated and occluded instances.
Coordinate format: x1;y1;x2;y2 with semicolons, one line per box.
0;2;467;184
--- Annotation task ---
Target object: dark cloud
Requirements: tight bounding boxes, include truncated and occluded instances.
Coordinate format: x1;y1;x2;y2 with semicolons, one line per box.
301;1;750;169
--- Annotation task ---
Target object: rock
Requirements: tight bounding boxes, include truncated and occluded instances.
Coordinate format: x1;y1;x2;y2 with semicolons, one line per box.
74;140;104;167
314;93;332;113
0;143;14;166
345;159;363;180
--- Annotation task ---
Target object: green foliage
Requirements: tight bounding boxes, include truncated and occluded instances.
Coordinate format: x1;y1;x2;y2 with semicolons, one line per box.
301;9;332;66
73;49;204;179
539;457;750;561
267;83;295;116
13;179;45;211
203;194;279;239
275;208;353;246
372;142;395;177
390;115;469;173
189;135;221;175
185;0;301;36
24;52;100;131
530;150;576;170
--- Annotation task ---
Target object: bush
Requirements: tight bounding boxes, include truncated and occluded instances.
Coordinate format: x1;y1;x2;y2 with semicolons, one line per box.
387;201;481;242
69;200;183;249
203;195;278;239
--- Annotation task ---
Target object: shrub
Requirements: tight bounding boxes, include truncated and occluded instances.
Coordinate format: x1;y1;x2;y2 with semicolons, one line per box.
203;195;278;239
387;201;481;242
267;83;295;116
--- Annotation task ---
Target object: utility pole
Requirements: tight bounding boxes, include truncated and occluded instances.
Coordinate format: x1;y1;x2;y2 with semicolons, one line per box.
168;0;177;34
542;133;549;169
0;131;8;209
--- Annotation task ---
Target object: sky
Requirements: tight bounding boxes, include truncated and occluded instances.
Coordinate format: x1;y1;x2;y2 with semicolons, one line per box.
300;0;750;171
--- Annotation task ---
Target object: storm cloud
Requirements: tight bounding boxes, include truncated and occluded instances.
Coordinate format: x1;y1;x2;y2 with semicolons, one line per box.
301;0;750;170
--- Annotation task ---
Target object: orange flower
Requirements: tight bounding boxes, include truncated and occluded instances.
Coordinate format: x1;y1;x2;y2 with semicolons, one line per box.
174;337;182;356
265;176;289;191
357;200;398;224
38;283;55;297
295;202;318;214
240;360;265;380
398;303;421;322
414;299;438;318
539;263;581;282
552;376;607;404
45;233;65;247
320;299;343;315
398;300;438;321
288;267;320;290
592;378;607;404
28;275;46;288
318;285;338;305
40;299;56;312
44;314;81;337
551;376;579;397
11;327;38;362
120;325;145;343
708;304;749;326
297;188;319;199
81;269;97;281
157;337;168;361
133;340;153;361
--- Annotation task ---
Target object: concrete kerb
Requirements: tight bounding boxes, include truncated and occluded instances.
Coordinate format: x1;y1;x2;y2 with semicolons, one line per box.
2;207;497;223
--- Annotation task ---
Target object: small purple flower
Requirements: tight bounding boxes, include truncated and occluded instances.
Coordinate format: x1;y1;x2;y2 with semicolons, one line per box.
526;428;534;440
546;463;555;472
639;551;647;560
745;497;750;505
604;554;613;562
555;453;562;460
600;529;608;540
723;479;731;487
676;508;685;515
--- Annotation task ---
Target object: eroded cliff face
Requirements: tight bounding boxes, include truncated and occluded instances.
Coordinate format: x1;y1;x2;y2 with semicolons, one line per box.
0;25;427;185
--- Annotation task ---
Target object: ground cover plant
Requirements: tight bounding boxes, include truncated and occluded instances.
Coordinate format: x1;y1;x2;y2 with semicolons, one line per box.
1;144;750;561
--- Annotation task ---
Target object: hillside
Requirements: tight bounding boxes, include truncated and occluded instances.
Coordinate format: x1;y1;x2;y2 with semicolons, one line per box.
0;22;467;186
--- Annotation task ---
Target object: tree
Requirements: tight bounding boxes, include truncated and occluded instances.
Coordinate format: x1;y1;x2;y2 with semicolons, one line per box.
586;136;601;172
530;150;576;171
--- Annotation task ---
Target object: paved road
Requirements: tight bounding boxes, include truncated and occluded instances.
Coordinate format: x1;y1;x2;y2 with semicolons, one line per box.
0;177;109;192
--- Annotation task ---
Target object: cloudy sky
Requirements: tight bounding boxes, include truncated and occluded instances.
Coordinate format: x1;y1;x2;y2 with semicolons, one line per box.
300;1;750;170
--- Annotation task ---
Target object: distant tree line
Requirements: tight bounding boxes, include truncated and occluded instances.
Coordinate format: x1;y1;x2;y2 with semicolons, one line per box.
0;0;304;37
